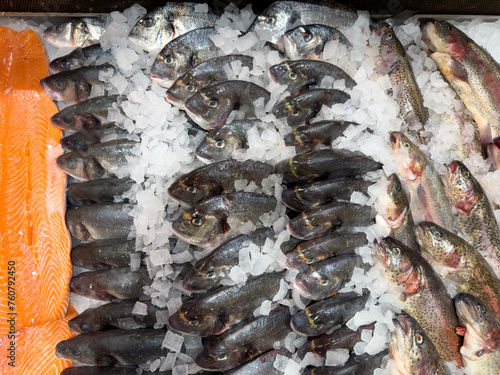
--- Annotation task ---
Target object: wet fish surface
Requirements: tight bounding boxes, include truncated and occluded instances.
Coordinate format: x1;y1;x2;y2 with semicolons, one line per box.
43;17;106;48
61;368;178;375
67;177;134;206
308;350;388;374
60;125;126;151
49;44;111;72
71;237;137;270
225;348;290;375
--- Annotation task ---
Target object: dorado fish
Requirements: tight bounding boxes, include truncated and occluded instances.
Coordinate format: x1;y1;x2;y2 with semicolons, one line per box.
71;238;137;270
43;17;106;48
60;125;126;151
49;44;111;72
66;177;134;206
225;349;290;375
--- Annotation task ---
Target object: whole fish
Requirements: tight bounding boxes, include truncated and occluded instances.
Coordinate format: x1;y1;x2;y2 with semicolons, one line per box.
225;348;290;375
269;59;356;95
195;120;261;163
56;328;169;366
454;293;500;375
129;2;219;52
308;350;388;375
442;160;500;274
70;266;151;301
195;306;292;371
284;24;351;60
168;271;284;337
71;238;137;270
49;44;111;72
281;177;372;212
166;55;254;110
40;64;114;102
67;177;134;206
168;160;273;206
390;313;450;375
60;125;126;151
56;139;138;181
293;254;364;300
43;17;106;48
286;232;367;269
66;203;133;241
376;173;418;250
291;291;369;336
415;221;500;317
275;148;382;184
247;1;357;48
272;88;350;128
287;202;374;240
150;27;218;87
375;236;462;365
171;192;277;247
185;80;270;130
390;131;454;231
375;23;428;143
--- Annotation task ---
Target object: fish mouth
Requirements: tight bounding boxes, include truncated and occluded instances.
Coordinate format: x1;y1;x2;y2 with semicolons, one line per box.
374;238;388;264
40;79;62;101
150;74;170;88
393;314;409;335
453;293;476;322
389;131;400;150
414;224;427;249
293;278;312;298
447;160;460;175
268;66;278;82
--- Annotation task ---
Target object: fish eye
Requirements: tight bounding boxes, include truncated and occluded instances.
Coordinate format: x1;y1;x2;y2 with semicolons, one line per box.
189;319;199;326
142;17;154;27
185;84;196;92
55;78;66;90
61;60;70;69
80;324;90;333
392;246;402;257
72;349;82;359
65;156;76;169
314;323;323;329
402;141;411;148
208;99;218;108
207;270;216;278
215;139;225;149
415;333;424;345
165;55;174;64
303;31;313;42
288;72;298;80
463;171;471;179
306;258;314;264
186;186;197;193
319;279;329;286
54;25;62;32
386;31;393;40
394;181;401;191
63;117;72;126
433;230;442;239
217;354;227;361
190;216;203;226
266;16;276;25
291;108;300;116
443;23;452;31
478;304;486;313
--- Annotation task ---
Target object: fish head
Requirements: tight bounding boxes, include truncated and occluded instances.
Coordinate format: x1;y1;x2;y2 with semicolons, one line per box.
43;20;87;48
293;268;334;300
378;173;408;225
49;55;81;73
129;12;174;53
41;74;91;103
284;126;314;150
69;272;114;301
195;131;239;163
390;132;425;182
287;208;334;240
56;336;94;364
272;96;310;128
150;46;185;88
182;261;223;292
487;138;500;170
166;77;198;109
269;60;306;94
60;132;88;151
196;343;243;371
290;302;333;336
185;85;235;130
167;173;219;206
415;221;462;268
168;302;226;337
56;151;86;179
421;21;468;60
51;111;100;131
247;2;295;47
442;160;478;214
68;313;99;334
281;183;317;212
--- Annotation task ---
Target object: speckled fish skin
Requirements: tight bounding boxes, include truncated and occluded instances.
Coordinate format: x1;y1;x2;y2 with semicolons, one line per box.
487;137;500;170
67;177;134;206
376;173;418;251
269;59;356;95
167;160;273;206
272;88;350;127
275;148;382;184
166;55;254;110
129;2;219;52
195;306;292;371
442;160;500;274
375;23;428;143
285;232;367;269
290;291;369;336
71;237;137;270
43;17;106;48
70;266;151;301
375;237;462;365
225;348;290;375
56;328;169;366
390;131;454;232
454;293;500;375
308;350;388;375
185;80;271;130
168;271;284;337
390;313;450;375
415;221;500;317
150;27;218;87
281;176;372;212
49;44;111;72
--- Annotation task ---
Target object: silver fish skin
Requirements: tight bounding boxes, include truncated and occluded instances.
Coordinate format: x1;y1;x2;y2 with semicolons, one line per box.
61;368;175;375
129;2;219;52
49;44;111;73
309;350;388;375
43;17;107;48
60;125;126;151
150;27;218;88
185;80;270;130
66;177;134;206
70;237;137;270
225;348;290;375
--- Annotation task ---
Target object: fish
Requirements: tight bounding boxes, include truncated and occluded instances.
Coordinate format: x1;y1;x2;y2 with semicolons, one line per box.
195;306;292;371
129;2;219;52
168;160;273;206
56;139;138;181
49;44;111;72
285;232;367;269
281;176;372;212
272;88;350;128
55;328;169;366
65;202;134;241
284;24;351;60
275;148;382;184
454;293;500;375
61;368;176;375
225;348;290;375
50;94;121;131
185;80;271;130
287;202;374;240
43;17;107;48
70;266;151;301
390;131;454;231
415;221;500;317
269;59;356;95
308;350;388;374
376;173;418;251
290;291;369;336
293;254;365;300
375;23;428;143
71;237;137;270
40;64;114;102
166;54;254;110
375;236;462;365
195;119;261;163
150;27;219;87
441;160;500;274
390;313;450;375
283;120;358;153
487;137;500;170
66;177;134;206
60;125;126;151
246;1;357;48
168;271;284;337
